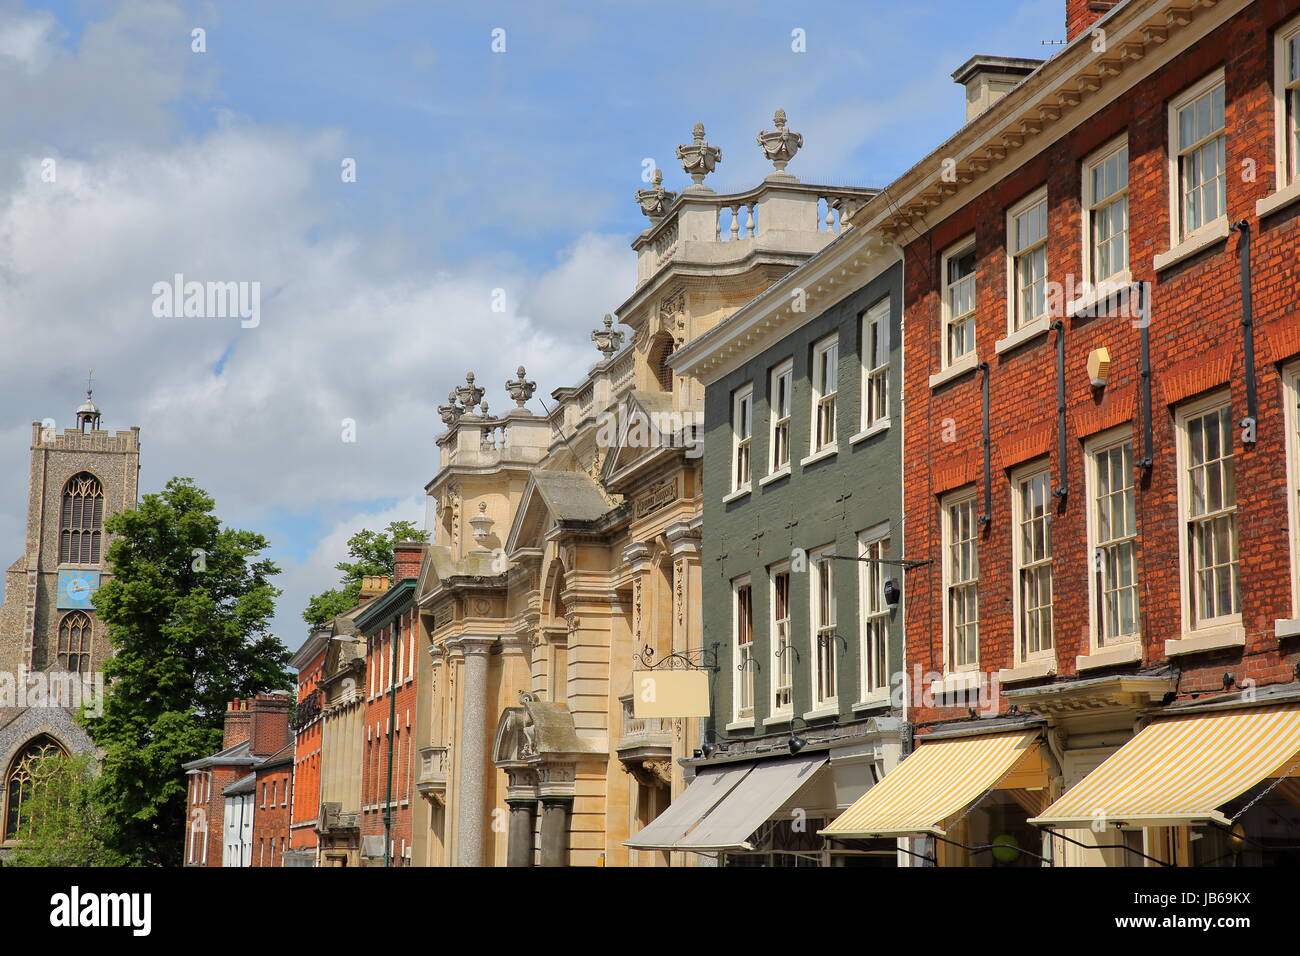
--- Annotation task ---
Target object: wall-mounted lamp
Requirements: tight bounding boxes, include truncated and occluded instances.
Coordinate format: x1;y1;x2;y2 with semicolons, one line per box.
883;578;901;611
1087;347;1112;388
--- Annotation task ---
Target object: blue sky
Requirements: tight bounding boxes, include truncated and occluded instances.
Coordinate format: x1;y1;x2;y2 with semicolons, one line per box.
0;0;1063;649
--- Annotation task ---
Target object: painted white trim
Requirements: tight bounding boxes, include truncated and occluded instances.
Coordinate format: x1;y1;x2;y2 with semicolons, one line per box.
1271;14;1300;192
1009;461;1056;668
994;315;1051;354
809;544;839;711
849;419;891;445
1174;390;1242;638
939;236;977;372
767;358;794;476
759;465;791;487
1005;187;1049;335
1076;640;1142;672
857;524;892;702
730;382;754;495
799;444;838;468
1152;215;1229;272
768;560;794;719
929;349;979;389
1256;178;1300;218
1283;362;1300;619
940;486;980;675
860;295;891;433
731;574;755;723
1164;67;1227;249
1083;426;1142;653
810;332;840;456
1081;134;1130;287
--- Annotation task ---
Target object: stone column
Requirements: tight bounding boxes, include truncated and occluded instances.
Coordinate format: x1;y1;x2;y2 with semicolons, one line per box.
455;638;492;866
506;800;537;867
538;797;573;867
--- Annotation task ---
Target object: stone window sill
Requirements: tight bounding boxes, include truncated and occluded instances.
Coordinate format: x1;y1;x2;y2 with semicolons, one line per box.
802;705;839;722
763;713;794;727
1275;618;1300;640
726;718;755;731
1152;216;1230;272
1256;180;1300;219
850;419;891;445
1066;271;1134;320
994;316;1051;355
1076;640;1142;671
929;351;980;390
1164;621;1245;657
930;671;979;696
852;693;891;712
997;658;1057;684
722;485;751;504
759;466;790;487
800;445;838;469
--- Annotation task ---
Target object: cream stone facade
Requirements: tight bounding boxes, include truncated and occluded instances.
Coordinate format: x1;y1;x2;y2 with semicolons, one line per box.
410;117;877;866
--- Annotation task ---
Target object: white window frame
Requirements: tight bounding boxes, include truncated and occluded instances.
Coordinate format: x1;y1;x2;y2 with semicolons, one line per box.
732;575;755;723
859;298;891;435
769;562;793;717
769;359;793;476
1084;428;1141;651
1167;69;1227;245
1283;364;1300;619
856;525;891;705
941;488;980;674
1275;16;1300;191
809;334;839;457
731;383;753;495
1011;463;1055;666
1006;188;1049;334
940;237;977;370
1175;392;1241;637
809;545;838;712
1082;136;1130;287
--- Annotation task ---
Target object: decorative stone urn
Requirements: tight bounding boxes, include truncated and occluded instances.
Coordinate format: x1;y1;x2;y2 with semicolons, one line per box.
505;366;536;407
675;122;721;188
438;387;463;426
591;314;625;359
634;168;676;221
469;501;494;551
757;108;803;175
455;372;485;410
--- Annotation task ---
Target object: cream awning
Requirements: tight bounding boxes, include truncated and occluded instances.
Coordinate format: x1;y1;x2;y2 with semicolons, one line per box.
624;753;827;851
820;730;1044;839
1031;702;1300;829
624;762;751;850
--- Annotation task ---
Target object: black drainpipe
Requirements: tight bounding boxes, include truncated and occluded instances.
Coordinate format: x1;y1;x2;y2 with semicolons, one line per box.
1137;281;1154;471
979;362;992;525
1052;320;1067;499
1234;220;1259;442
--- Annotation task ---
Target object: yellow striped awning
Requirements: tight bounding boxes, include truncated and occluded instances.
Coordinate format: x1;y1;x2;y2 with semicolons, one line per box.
820;730;1044;838
1031;703;1300;830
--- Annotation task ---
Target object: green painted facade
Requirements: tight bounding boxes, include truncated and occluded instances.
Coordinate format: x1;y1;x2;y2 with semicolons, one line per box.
701;259;905;744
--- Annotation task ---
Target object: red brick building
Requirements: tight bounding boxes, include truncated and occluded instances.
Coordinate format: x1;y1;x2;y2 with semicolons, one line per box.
285;628;328;866
826;0;1300;867
183;694;292;866
250;743;294;866
355;542;423;866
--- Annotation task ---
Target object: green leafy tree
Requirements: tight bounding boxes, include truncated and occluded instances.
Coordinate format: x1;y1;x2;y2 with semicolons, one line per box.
302;520;427;628
82;477;292;866
3;753;126;867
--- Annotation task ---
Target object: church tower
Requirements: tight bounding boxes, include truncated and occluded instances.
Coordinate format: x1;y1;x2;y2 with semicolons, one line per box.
0;384;139;848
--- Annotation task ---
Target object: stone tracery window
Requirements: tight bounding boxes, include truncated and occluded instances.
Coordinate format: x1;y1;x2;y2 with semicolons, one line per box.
59;472;104;564
4;736;66;840
58;611;93;673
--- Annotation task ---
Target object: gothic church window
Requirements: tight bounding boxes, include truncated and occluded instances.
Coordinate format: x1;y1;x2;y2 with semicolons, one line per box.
4;736;66;840
59;472;104;564
58;611;93;673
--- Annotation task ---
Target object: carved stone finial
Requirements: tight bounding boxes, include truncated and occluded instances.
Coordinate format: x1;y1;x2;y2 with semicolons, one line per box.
469;501;494;551
757;109;803;175
455;372;485;410
591;314;625;359
634;167;677;221
505;365;536;407
676;122;721;188
438;386;464;426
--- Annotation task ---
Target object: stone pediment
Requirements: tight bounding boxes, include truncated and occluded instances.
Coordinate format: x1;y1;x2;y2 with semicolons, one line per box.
504;470;611;554
493;694;600;767
1002;673;1176;722
599;391;682;486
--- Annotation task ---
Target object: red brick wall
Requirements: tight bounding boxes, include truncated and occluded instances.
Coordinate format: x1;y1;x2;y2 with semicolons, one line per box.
222;699;251;749
248;694;291;756
290;645;326;853
359;608;418;865
185;763;244;867
394;541;424;582
1066;0;1120;41
251;762;293;867
903;0;1300;731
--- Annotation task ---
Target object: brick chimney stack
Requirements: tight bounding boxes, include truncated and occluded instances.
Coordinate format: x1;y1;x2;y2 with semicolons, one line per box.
223;698;252;749
1066;0;1119;42
357;575;390;604
247;693;292;757
393;540;425;582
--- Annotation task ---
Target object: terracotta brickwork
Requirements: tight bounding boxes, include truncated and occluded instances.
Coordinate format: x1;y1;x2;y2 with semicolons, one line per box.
903;0;1300;730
